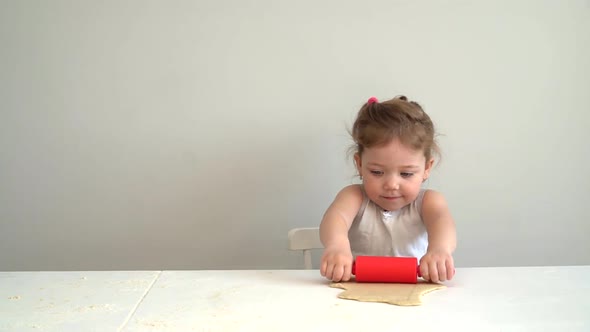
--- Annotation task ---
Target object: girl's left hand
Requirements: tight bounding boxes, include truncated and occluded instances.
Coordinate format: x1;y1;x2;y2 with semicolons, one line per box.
419;248;455;283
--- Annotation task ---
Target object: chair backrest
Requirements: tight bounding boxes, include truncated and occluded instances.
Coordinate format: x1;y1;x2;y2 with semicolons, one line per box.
288;227;323;269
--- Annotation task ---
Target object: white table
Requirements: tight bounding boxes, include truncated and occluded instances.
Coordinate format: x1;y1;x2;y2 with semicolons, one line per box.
1;267;589;332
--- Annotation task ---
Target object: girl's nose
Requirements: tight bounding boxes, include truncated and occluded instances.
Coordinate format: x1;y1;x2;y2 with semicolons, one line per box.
384;176;400;190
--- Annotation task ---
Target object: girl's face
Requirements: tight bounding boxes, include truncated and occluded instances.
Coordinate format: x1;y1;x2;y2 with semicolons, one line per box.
354;139;433;211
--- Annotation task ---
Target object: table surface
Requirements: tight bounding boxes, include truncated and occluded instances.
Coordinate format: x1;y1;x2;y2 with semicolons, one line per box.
1;266;589;332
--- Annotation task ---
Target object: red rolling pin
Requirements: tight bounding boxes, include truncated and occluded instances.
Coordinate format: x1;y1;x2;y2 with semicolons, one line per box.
351;256;422;284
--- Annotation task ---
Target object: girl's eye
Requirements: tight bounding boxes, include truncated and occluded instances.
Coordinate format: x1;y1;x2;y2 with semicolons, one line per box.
401;172;414;178
370;170;383;176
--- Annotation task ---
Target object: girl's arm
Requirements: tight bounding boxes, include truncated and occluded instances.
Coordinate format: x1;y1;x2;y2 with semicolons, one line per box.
420;190;457;282
319;184;363;281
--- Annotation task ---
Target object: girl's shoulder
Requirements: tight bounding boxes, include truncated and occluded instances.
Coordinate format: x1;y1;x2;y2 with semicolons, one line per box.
422;189;446;202
421;189;450;215
325;184;366;229
334;184;364;202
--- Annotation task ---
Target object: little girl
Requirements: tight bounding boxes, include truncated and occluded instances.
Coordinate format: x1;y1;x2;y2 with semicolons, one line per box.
319;95;456;283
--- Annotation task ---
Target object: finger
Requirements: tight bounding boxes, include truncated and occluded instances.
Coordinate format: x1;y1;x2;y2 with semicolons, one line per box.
333;264;347;282
420;264;430;281
342;263;352;282
429;262;439;283
325;263;335;280
446;259;455;280
320;259;327;277
437;260;447;282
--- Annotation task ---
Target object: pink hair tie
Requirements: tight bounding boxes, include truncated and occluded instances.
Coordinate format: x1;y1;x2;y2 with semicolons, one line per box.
367;96;378;104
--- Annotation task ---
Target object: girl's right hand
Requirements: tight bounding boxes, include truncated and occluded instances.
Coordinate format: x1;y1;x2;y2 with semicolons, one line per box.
320;246;354;282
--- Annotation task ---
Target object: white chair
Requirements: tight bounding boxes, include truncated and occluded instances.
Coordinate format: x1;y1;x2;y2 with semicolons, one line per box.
288;227;323;269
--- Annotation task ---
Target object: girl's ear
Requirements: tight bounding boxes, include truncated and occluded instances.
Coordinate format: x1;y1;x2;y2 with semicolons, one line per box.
423;158;434;181
354;153;362;176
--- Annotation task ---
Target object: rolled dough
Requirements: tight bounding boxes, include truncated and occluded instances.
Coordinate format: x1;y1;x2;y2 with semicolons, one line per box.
330;281;445;306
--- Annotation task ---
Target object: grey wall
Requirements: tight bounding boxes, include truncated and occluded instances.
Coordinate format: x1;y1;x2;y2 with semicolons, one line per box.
1;0;589;271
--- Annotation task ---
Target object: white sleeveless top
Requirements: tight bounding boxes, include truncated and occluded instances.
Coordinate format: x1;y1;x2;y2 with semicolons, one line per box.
348;186;429;259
